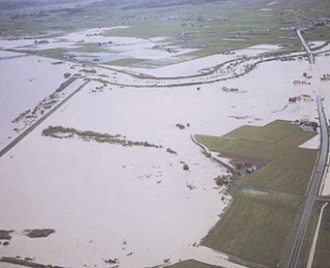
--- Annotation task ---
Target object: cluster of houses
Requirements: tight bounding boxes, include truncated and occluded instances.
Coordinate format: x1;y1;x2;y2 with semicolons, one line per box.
295;117;318;132
220;51;236;55
280;57;295;62
288;94;313;103
303;72;313;79
299;121;318;132
293;80;311;86
222;86;239;92
235;162;257;174
34;39;49;45
298;17;330;32
321;74;330;81
166;48;178;53
293;72;313;86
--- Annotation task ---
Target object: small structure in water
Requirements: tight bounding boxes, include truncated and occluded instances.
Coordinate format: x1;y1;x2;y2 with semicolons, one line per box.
222;86;239;92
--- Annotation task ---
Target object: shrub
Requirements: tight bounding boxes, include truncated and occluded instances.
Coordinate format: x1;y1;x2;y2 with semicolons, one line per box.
63;73;71;79
25;229;55;238
176;123;185;130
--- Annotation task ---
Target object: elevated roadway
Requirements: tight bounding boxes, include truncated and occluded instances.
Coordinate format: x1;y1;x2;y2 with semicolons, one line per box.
297;29;315;64
288;95;329;268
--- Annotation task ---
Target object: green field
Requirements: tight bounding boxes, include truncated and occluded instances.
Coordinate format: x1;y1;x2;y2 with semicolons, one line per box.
2;0;330;65
195;120;318;195
202;193;300;267
195;120;318;267
196;120;316;147
311;203;330;268
104;58;147;67
167;260;223;268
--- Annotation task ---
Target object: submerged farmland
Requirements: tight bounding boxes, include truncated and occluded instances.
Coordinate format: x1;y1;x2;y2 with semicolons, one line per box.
1;0;330;267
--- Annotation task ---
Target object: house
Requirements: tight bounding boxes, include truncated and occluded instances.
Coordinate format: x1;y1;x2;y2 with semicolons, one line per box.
302;94;313;101
289;97;297;103
35;40;49;45
222;87;239;92
294;79;312;86
301;81;311;85
299;123;314;132
246;165;257;174
303;72;313;79
321;74;330;81
299;121;318;132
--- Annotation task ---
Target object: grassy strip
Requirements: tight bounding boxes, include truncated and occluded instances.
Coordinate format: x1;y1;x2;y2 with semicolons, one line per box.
0;257;65;268
104;58;147;67
295;202;322;268
311;203;330;267
166;260;223;268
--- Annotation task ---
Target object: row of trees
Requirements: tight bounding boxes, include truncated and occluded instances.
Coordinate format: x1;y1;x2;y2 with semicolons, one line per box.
42;125;162;149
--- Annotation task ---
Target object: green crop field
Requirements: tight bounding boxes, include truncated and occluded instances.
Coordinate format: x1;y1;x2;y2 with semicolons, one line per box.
197;120;316;146
243;149;317;196
104;58;147;67
202;193;301;267
2;0;330;66
195;120;319;267
195;120;318;195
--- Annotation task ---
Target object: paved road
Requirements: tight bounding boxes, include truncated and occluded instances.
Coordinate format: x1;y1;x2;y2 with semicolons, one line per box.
297;29;315;64
288;95;329;268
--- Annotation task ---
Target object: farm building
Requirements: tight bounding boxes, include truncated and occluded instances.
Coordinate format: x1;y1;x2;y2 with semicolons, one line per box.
299;121;318;132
